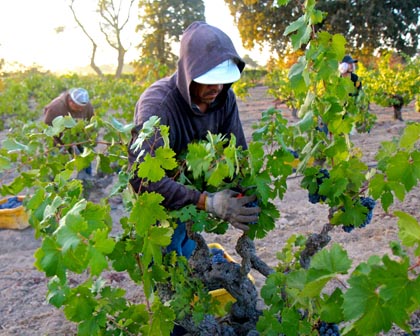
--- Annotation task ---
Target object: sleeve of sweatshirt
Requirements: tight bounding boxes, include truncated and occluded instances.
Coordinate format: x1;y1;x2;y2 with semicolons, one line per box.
127;104;201;211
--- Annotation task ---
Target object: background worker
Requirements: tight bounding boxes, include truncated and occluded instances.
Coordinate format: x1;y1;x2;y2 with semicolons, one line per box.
339;55;362;96
44;87;94;175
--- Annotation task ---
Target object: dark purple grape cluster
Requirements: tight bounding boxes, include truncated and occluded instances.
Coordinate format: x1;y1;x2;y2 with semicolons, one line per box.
342;197;376;233
317;321;340;336
308;169;330;204
210;248;228;264
288;148;299;158
0;196;22;209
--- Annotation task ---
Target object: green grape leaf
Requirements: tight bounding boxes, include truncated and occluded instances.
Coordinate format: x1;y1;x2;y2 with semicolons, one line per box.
388;181;407;201
84;202;112;232
300;244;351;297
0;155;12;170
155;147;177;170
93;229;115;254
343;270;403;335
395;211;420;255
254;170;272;202
46;277;69;308
300;274;334;298
62;243;89;273
137;147;177;182
148;301;175;336
109;241;137;272
331;34;346;59
149;226;172;246
56;200;88;253
207;162;229;187
2;138;29;152
109;116;133;133
63;287;96;322
331;201;368;227
186;143;211;179
129;192;166;235
278;307;301;336
381;190;394;212
45;116;76;137
399;123;420;149
260;272;285;305
223;144;238;176
343;274;379;320
88;247;109;276
320;288;344;323
289;56;306;78
248;141;265;173
310;243;352;274
387;151;418;190
319;177;347;200
78;318;101;335
34;237;66;278
353;298;394;335
295;109;314;132
284;16;305;36
373;256;413;329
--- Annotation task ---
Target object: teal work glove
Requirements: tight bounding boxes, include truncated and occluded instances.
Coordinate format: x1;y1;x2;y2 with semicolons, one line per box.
205;190;260;231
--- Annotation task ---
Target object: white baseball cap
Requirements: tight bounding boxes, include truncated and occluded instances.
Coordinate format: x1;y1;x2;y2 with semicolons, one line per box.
69;88;90;106
193;59;241;85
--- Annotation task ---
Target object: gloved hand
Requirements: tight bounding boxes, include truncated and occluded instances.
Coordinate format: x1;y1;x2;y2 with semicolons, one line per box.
205;189;260;231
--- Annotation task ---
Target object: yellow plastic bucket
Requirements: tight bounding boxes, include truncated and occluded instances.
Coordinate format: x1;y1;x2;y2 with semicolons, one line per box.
0;196;29;230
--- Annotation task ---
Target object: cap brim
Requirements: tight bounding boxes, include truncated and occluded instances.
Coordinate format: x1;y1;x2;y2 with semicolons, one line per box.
194;59;241;85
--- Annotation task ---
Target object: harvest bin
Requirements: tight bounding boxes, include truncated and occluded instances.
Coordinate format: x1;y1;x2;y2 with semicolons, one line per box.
0;196;29;230
206;243;255;314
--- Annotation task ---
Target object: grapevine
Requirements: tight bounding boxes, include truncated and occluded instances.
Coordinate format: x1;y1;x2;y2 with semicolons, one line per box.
0;0;419;335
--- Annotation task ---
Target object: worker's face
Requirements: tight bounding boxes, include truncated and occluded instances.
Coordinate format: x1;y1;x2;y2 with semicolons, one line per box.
190;82;224;106
68;97;85;112
348;63;356;72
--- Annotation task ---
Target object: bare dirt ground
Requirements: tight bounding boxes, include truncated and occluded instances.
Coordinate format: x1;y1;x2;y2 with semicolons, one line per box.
1;86;419;335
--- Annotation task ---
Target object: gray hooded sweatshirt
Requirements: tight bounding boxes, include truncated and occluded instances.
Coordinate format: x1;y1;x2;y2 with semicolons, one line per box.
128;21;246;210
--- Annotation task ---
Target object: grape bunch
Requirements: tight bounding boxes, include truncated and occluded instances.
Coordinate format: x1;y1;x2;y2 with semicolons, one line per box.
288;148;299;158
0;196;22;209
342;197;376;233
308;169;330;204
317;321;340;336
210;248;228;264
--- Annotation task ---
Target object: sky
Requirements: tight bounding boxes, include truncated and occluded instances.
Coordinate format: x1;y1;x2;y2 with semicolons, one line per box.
0;0;270;73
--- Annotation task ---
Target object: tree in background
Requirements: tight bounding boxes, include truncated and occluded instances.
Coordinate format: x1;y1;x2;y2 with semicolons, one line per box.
242;54;260;69
132;0;205;82
224;0;420;58
68;0;136;78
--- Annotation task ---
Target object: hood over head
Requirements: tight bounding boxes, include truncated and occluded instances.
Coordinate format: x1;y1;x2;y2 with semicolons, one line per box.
176;21;245;106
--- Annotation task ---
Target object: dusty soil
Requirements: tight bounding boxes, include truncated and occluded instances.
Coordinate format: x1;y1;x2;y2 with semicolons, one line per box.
1;86;419;335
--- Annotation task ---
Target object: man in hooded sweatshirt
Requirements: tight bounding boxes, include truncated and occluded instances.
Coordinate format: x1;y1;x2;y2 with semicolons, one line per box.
128;21;260;259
